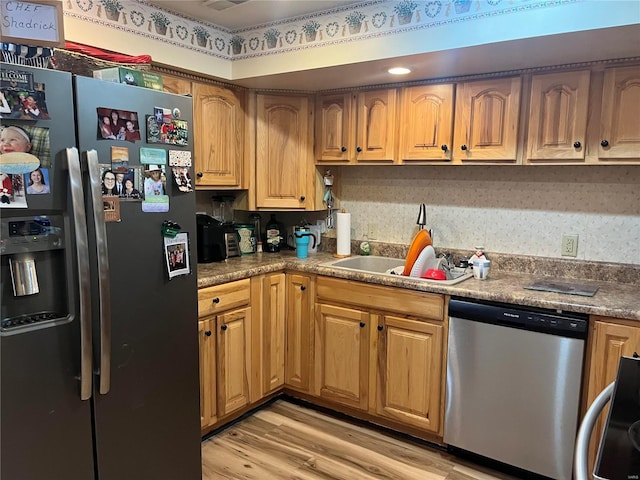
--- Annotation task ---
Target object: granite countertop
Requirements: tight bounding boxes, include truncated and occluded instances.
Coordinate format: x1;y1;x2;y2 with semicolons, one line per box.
197;252;640;322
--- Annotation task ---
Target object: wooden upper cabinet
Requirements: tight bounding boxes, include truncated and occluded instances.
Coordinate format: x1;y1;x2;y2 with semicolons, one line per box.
315;93;353;163
161;74;192;95
526;70;591;163
355;89;397;163
453;77;522;163
599;65;640;161
398;84;454;162
256;94;313;209
315;89;396;164
192;82;244;188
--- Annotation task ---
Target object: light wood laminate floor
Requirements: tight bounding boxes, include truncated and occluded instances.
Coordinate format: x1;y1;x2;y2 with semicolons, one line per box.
202;400;518;480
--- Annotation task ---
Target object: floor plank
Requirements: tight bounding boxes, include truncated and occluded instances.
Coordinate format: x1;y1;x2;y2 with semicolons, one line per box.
202;400;517;480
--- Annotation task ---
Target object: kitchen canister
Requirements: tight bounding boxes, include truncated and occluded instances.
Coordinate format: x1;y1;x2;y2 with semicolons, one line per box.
472;259;491;280
234;224;256;254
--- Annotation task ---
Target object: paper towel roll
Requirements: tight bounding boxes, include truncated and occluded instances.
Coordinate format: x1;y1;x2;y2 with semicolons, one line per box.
336;211;351;256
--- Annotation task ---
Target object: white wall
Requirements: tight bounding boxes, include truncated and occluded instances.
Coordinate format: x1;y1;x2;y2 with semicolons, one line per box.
338;165;640;264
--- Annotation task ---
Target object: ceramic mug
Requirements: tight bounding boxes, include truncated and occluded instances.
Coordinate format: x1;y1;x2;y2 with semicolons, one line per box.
472;259;491;280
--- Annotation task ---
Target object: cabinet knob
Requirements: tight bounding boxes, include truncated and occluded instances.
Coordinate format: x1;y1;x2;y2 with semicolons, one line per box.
300;196;306;202
196;172;203;178
359;322;366;328
300;285;306;291
341;146;347;152
573;141;581;149
441;144;448;152
600;139;609;147
356;147;362;153
204;330;212;336
377;325;383;331
220;324;228;331
460;145;468;151
634;352;639;358
212;297;220;304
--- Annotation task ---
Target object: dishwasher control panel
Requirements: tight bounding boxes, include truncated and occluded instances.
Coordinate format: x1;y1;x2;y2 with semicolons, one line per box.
449;297;588;338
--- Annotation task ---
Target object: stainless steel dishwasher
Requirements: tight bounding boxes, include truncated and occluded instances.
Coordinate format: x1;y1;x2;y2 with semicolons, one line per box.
444;297;588;480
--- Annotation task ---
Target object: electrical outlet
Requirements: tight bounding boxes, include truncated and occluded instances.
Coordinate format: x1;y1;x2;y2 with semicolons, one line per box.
561;234;579;257
367;223;377;240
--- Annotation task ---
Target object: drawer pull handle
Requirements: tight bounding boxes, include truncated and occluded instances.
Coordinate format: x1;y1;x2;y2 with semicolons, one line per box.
441;144;448;152
220;324;228;331
204;330;212;337
359;322;366;328
212;297;220;304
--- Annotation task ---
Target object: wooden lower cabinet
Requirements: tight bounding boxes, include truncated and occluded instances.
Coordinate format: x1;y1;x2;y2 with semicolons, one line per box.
198;317;216;429
376;314;443;432
314;303;370;410
216;306;252;417
584;317;640;471
315;276;446;435
198;279;252;432
252;273;286;398
285;273;315;392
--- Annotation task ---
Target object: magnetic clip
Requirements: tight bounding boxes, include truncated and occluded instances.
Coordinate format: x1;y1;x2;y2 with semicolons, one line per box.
161;220;181;238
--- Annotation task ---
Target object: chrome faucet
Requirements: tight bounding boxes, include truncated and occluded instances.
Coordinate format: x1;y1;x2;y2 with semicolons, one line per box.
438;252;454;270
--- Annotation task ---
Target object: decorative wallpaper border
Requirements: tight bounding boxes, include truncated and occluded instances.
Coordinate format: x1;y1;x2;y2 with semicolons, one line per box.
63;0;580;61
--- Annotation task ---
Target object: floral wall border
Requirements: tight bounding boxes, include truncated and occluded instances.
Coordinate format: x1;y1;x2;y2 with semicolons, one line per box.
64;0;581;61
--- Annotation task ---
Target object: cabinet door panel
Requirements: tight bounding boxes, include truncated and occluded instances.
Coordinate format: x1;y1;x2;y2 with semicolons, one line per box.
527;70;590;162
315;93;353;163
262;273;285;395
198;318;216;429
585;320;640;470
454;77;521;162
376;315;442;432
193;83;244;187
399;84;454;162
315;303;369;410
216;307;251;417
355;89;396;163
256;95;310;208
599;65;640;161
285;274;314;392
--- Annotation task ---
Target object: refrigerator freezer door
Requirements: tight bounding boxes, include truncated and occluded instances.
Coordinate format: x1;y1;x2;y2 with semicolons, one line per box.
1;65;95;480
74;76;202;480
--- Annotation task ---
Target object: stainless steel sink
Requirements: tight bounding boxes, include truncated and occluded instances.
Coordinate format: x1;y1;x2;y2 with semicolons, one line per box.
321;255;473;285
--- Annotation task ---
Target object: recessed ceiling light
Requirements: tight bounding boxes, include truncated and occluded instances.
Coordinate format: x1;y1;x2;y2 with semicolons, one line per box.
388;67;411;75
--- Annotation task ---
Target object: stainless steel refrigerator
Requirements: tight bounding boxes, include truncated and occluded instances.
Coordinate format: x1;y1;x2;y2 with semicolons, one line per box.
0;65;201;479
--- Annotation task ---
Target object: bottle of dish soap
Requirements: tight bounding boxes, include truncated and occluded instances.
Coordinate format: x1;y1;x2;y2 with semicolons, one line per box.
265;214;282;253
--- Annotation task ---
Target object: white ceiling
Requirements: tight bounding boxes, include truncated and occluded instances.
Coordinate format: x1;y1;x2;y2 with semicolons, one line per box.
146;0;361;30
144;2;640;91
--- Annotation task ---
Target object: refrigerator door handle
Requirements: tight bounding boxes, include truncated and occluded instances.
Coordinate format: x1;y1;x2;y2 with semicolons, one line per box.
86;149;112;395
67;147;93;401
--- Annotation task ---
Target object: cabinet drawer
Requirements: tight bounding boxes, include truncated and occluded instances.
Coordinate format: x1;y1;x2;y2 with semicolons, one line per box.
198;279;250;318
317;277;444;321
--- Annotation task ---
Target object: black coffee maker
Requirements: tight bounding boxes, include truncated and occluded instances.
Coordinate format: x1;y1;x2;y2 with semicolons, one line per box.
196;214;239;263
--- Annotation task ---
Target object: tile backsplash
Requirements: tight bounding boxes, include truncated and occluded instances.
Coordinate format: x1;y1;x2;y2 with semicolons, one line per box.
336;165;640;265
